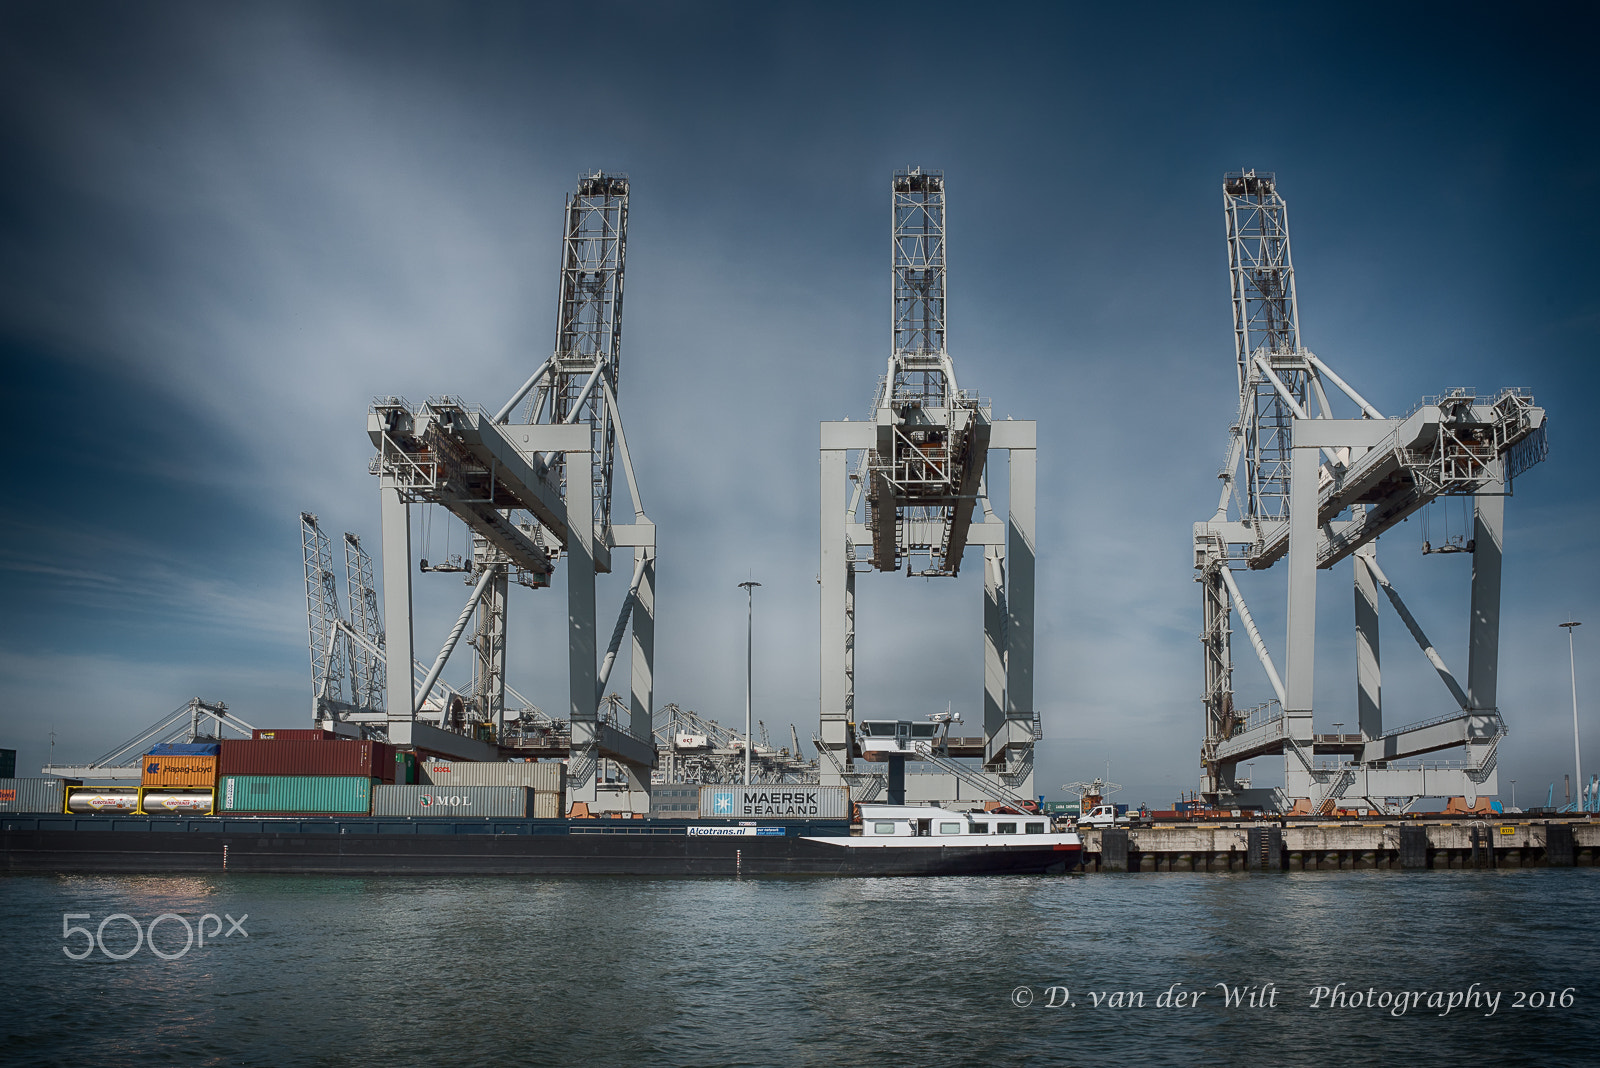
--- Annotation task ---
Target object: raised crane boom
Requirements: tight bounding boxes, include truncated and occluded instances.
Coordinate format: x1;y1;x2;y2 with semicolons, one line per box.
865;169;990;577
548;172;628;533
1225;170;1310;523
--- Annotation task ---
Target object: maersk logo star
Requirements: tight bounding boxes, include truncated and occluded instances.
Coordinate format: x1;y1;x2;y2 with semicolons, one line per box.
713;791;734;814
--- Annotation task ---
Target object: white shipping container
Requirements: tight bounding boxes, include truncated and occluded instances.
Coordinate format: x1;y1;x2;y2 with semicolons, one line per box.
699;785;849;819
533;791;561;819
419;760;564;791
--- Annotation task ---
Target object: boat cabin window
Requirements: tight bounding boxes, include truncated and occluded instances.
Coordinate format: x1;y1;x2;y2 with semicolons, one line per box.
910;723;937;738
873;822;896;835
1025;822;1045;834
938;822;962;835
997;822;1017;834
970;822;988;833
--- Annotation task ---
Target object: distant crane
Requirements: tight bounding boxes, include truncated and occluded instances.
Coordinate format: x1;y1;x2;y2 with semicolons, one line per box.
301;512;364;726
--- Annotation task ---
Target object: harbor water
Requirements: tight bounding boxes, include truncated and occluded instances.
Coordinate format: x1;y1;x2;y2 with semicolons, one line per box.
1;869;1595;1066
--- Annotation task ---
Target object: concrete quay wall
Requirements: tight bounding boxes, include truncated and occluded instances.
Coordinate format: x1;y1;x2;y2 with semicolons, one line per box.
1080;818;1599;873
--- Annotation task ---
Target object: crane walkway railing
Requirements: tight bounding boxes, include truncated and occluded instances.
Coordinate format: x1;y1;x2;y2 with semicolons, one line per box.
911;741;1035;813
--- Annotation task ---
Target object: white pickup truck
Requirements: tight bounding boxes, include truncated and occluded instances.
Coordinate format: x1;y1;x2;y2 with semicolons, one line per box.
1076;804;1127;827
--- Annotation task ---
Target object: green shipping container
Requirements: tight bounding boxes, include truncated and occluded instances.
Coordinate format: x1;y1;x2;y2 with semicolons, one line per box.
219;775;372;814
395;751;417;785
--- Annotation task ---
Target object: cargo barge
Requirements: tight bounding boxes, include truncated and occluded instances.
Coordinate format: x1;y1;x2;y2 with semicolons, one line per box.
0;804;1082;877
4;736;1081;877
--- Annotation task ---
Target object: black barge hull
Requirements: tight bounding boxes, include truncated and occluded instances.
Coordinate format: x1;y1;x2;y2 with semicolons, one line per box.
0;815;1081;877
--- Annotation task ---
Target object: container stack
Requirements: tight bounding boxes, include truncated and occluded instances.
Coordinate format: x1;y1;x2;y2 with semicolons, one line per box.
139;741;221;814
407;760;566;818
217;737;396;814
17;730;568;820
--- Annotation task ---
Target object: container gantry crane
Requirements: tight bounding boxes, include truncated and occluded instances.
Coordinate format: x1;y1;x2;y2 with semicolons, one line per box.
1193;170;1548;813
819;169;1041;805
367;174;658;807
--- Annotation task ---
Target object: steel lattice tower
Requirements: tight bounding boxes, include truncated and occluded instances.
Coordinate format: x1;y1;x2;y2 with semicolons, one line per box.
301;512;352;720
1225;170;1307;523
547;173;628;533
343;531;386;714
890;170;953;403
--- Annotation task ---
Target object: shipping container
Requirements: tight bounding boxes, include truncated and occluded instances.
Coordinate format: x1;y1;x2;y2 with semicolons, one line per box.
66;787;140;813
148;741;222;756
372;784;534;817
533;791;561;819
140;754;219;787
395;751;417;785
0;777;70;813
419;760;563;792
252;728;342;741
650;785;702;817
139;789;216;815
220;739;396;782
219;775;372;814
699;785;849;819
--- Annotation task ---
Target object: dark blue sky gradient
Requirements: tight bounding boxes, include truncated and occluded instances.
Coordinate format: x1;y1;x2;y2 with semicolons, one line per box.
1;2;1595;805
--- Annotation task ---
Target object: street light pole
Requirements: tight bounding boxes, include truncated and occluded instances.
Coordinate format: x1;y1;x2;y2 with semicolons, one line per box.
1561;620;1582;812
739;581;762;787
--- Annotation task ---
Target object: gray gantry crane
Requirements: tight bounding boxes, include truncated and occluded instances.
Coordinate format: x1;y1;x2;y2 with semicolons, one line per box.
366;173;657;809
819;169;1040;807
1193;170;1548;814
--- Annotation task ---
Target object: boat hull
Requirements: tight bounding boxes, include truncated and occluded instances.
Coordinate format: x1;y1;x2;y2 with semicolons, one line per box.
0;815;1080;877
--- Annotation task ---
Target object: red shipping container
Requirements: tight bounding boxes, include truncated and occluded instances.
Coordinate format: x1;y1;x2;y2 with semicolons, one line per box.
220;739;396;782
252;728;343;741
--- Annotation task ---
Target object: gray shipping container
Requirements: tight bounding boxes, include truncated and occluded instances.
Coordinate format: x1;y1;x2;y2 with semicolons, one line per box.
0;777;70;813
699;785;849;819
650;785;702;818
372;784;535;817
418;760;564;792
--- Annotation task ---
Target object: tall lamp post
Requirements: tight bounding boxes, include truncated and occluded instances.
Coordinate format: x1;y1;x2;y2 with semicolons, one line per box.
739;581;762;786
1562;620;1582;812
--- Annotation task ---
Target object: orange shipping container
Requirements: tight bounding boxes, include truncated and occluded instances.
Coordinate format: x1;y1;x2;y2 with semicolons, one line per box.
140;754;219;787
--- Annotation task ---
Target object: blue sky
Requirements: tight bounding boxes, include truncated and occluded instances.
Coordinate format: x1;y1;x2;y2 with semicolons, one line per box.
1;2;1595;806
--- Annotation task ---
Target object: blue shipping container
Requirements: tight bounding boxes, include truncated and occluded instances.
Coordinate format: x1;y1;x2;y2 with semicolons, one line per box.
149;742;223;756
